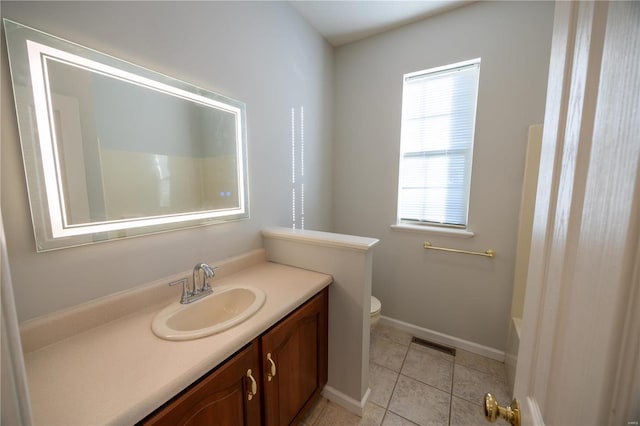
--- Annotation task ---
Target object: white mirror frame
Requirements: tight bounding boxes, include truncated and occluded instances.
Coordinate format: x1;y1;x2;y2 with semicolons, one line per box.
4;20;249;251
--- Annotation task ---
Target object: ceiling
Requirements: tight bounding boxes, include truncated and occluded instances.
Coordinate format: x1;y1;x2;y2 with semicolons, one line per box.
289;0;472;46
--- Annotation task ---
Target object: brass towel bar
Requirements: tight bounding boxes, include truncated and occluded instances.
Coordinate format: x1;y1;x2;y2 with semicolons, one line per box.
423;241;495;258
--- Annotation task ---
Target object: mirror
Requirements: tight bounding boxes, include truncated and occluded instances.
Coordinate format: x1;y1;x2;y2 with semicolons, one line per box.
3;20;249;251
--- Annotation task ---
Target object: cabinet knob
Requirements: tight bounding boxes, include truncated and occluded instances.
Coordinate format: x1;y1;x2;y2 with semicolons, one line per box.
246;369;257;401
266;353;277;382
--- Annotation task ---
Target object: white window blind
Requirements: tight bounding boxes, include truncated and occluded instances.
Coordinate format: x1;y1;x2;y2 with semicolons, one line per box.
397;59;480;228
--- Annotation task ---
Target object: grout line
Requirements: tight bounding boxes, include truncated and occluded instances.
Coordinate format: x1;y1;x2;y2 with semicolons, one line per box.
379;338;411;425
371;326;508;426
308;395;329;426
448;361;456;425
387;410;420;425
396;371;453;396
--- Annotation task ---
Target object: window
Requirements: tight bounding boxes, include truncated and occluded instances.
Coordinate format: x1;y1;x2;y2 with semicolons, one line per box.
397;58;480;229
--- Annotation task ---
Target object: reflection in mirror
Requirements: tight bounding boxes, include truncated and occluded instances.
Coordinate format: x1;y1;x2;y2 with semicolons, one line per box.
3;20;249;251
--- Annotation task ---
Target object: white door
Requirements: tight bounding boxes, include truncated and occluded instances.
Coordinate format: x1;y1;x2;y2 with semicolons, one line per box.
486;1;640;425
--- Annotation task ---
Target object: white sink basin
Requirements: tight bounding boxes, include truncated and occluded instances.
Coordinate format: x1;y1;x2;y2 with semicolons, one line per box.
152;285;266;341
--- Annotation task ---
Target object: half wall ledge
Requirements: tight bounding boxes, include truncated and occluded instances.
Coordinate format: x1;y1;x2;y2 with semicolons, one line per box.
262;227;379;416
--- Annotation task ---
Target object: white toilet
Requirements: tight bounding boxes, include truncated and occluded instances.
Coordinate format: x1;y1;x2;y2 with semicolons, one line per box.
370;296;382;327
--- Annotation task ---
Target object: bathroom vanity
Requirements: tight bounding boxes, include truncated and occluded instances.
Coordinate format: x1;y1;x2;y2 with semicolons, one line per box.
20;250;332;425
140;287;328;425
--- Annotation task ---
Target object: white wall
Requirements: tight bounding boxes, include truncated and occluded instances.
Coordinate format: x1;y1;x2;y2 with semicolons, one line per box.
0;1;334;322
332;1;554;350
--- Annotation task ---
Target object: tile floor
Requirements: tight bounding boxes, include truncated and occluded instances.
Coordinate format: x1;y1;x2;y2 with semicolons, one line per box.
301;323;510;426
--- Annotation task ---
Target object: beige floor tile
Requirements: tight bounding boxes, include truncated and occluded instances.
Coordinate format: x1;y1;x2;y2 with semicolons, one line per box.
449;396;486;426
388;375;450;426
369;362;400;407
372;323;413;346
454;350;506;379
382;411;420;425
314;400;385;426
365;328;510;426
401;345;453;393
452;364;510;407
371;335;409;372
363;402;387;426
299;396;329;425
410;342;455;362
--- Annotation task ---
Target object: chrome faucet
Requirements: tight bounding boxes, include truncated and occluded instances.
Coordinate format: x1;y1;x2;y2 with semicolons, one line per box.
193;263;214;294
171;263;216;304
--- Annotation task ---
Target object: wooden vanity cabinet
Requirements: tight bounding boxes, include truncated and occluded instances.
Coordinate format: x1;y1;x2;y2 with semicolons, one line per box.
261;288;328;425
140;287;328;426
141;341;261;426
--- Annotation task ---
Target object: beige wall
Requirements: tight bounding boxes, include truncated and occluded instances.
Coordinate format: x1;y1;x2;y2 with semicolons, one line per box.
1;1;334;321
99;151;240;219
510;124;543;319
332;1;555;350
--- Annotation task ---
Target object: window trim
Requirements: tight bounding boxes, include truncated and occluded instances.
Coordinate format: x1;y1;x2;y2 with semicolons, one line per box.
396;58;481;230
390;223;475;238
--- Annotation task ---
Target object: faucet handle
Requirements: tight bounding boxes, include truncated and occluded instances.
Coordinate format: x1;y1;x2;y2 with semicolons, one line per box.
200;265;216;292
169;278;190;304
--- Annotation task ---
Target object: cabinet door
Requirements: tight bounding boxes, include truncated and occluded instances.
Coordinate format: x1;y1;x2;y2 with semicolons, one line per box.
261;288;328;426
141;341;261;426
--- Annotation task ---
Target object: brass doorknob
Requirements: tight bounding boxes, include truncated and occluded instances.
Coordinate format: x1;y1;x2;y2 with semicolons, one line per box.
484;393;520;426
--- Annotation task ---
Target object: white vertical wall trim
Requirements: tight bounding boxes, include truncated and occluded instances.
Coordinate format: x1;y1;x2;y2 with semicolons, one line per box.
300;106;305;230
291;107;296;228
291;106;306;230
1;214;33;424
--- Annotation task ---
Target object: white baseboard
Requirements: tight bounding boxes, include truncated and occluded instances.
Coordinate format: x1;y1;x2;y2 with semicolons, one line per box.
380;315;505;362
322;385;370;417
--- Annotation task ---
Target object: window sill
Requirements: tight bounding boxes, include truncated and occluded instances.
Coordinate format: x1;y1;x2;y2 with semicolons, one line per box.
390;223;475;239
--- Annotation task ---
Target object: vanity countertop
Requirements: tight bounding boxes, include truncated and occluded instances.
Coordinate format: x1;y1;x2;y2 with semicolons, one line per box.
23;260;332;425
